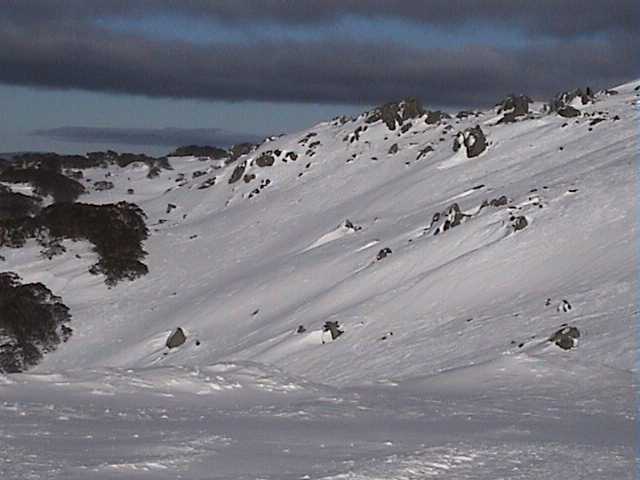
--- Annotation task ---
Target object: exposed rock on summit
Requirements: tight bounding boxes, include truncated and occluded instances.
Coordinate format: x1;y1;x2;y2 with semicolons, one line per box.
366;98;425;130
453;126;487;158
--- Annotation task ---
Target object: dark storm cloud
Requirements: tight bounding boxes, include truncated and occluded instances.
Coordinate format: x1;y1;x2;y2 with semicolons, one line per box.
1;1;638;106
4;1;638;36
31;127;263;148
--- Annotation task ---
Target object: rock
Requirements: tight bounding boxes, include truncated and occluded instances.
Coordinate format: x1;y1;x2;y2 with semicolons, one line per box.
425;110;450;125
227;143;254;163
496;94;532;115
322;321;343;341
557;299;572;312
243;173;256;183
548;326;580;350
388;143;399;155
376;247;392;261
285;151;298;162
557;106;581;118
489;195;508;207
456;111;476;119
453;125;487;158
344;219;361;231
296;325;306;334
549;88;595;115
255;153;275;167
496;94;532;123
366;98;424;130
417;145;434;160
166;327;187;349
228;163;246;184
512;216;528;231
198;177;217;189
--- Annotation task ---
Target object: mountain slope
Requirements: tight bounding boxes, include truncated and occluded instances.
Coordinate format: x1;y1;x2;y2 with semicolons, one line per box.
0;81;637;478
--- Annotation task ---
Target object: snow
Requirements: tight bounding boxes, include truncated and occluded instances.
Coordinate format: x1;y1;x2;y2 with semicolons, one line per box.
1;80;638;478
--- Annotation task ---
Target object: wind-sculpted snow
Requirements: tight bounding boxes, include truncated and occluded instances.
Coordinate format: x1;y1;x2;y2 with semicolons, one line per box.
0;80;638;478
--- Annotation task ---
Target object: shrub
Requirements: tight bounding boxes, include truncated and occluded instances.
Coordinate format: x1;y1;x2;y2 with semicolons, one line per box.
0;167;85;203
0;202;150;286
0;272;72;373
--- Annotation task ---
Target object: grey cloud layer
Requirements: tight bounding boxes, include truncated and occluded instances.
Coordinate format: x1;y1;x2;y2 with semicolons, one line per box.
4;1;638;36
1;1;638;106
31;127;263;148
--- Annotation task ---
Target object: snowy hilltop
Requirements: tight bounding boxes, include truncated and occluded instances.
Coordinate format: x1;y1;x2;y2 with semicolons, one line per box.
0;81;638;478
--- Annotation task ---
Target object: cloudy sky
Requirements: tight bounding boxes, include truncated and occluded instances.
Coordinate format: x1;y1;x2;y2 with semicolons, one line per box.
1;0;638;155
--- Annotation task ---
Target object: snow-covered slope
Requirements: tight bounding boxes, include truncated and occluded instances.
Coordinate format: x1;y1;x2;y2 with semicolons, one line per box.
1;81;638;478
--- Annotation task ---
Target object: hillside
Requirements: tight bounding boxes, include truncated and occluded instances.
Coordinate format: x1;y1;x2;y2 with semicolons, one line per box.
0;81;637;478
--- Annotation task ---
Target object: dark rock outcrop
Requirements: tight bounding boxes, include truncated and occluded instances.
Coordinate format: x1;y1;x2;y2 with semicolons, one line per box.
548;325;580;350
198;177;217;189
453;126;487;158
323;321;343;341
496;94;532;123
255;152;276;167
166;327;187;349
228;163;246;184
425;110;450;125
417;145;434;160
511;216;528;232
557;106;581;118
94;180;114;191
227;143;254;163
366;98;425;130
549;88;594;117
376;247;392;261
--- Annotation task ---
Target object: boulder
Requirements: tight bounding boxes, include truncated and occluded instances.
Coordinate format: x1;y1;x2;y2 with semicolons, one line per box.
366;98;425;130
512;216;528;231
549;88;594;115
228;163;246;184
548;326;580;350
417;145;434;160
255;153;275;167
453;125;487;158
376;247;392;261
322;321;343;341
496;94;532;123
227;143;254;163
425;110;450;125
557;106;581;118
166;327;187;349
